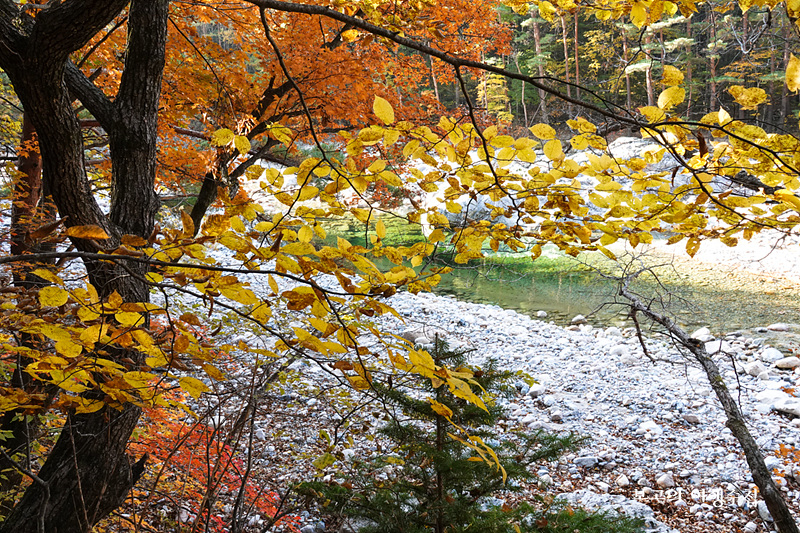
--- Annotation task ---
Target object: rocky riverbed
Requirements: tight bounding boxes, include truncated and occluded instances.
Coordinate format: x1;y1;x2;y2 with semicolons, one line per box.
244;279;800;533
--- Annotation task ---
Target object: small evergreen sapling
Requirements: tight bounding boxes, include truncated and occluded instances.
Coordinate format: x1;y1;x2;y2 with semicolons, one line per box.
300;339;643;533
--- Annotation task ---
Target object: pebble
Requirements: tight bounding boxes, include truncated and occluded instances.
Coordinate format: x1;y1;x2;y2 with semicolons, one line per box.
656;472;675;488
759;347;785;363
776;356;800;369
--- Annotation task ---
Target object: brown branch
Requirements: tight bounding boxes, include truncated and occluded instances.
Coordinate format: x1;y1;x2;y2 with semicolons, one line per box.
619;274;799;533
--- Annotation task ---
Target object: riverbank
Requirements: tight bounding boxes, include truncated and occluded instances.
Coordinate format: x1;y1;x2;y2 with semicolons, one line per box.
248;279;800;533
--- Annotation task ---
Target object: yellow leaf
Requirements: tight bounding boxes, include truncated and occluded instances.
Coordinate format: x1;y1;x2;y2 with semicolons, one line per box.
179;376;210;399
630;1;647;27
529;123;555;140
384;128;400;146
180;209;195;237
375;219;386;239
686;237;700;257
281;242;315;255
342;29;359;42
55;339;82;358
234;135;251;154
39;286;69;307
31;268;63;286
657;86;685;110
373;96;395;125
66;225;109;240
718;106;731;125
428;228;446;243
429;399;453;418
661;65;684;86
75;398;105;414
538;1;556;21
543;139;563;161
202;363;226;381
445;201;462;214
728;85;768;110
787;54;800;92
115;311;142;327
298;225;313;243
211;128;235;146
201;214;230;236
774;189;800;211
297;185;319;201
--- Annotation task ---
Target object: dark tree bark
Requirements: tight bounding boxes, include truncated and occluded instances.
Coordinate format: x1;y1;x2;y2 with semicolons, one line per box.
0;1;168;531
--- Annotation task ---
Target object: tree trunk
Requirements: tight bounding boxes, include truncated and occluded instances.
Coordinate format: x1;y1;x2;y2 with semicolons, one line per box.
685;18;693;119
559;14;573;116
622;30;632;112
644;32;654;107
620;281;800;533
532;10;548;123
709;9;718;110
573;12;580;100
0;1;168;531
513;54;528;126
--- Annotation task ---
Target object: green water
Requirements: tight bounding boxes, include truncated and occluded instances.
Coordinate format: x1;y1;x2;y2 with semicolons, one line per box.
317;216;800;341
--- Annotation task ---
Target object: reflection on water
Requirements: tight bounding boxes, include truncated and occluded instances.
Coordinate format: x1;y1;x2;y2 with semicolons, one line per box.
432;258;800;343
317;217;800;342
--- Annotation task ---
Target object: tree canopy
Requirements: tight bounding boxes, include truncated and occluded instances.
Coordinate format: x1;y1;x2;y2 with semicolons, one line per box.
1;0;800;531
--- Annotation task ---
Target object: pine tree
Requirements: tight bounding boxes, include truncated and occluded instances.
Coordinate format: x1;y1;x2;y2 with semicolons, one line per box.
299;339;643;533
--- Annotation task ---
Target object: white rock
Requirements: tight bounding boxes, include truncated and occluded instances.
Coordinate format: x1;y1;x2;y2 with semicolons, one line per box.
537;310;548;318
682;413;700;424
755;389;789;406
704;340;731;354
656;472;675;488
743;521;757;533
609;345;628;356
745;361;767;377
528;383;546;398
774;398;800;417
506;325;528;336
690;327;711;339
571;314;587;325
759;347;785;363
758;371;772;380
638;420;663;436
605;326;622;337
767;323;790;332
776;356;800;369
616;474;630;487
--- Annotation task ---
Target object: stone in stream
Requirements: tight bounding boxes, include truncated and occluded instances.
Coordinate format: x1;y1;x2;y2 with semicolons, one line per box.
690;327;714;342
767;323;790;332
571;314;587;325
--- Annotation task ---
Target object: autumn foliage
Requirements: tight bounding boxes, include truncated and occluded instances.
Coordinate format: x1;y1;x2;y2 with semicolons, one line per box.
3;0;800;531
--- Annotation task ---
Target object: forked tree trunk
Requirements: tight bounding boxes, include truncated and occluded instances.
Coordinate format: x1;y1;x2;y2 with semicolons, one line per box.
0;1;168;531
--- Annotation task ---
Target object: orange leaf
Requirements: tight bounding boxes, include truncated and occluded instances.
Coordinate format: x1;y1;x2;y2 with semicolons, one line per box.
66;225;110;240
